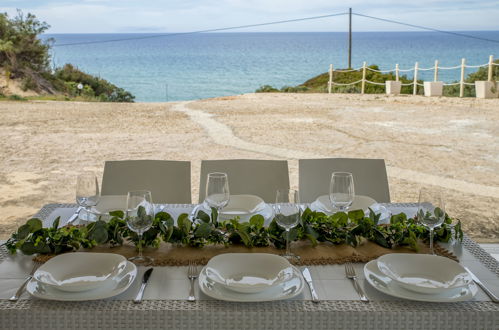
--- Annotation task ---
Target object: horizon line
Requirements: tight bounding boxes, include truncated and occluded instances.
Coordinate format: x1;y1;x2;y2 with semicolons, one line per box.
44;29;499;35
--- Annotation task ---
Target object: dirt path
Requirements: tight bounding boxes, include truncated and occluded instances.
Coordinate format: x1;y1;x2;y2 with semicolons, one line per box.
174;101;499;199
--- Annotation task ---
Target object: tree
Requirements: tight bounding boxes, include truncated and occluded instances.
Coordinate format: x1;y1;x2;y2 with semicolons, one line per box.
0;10;135;102
0;10;51;76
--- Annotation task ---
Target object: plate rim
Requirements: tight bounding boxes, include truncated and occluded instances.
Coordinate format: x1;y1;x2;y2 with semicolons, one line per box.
198;265;304;302
199;203;274;222
376;253;473;293
33;252;127;291
313;194;377;213
364;259;477;302
27;260;137;301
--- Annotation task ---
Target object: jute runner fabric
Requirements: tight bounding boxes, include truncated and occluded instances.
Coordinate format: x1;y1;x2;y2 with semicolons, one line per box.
34;240;456;265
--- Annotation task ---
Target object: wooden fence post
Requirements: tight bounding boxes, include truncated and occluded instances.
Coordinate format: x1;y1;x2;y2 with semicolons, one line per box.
488;55;494;82
459;58;466;97
434;60;439;82
413;62;419;95
361;62;367;94
328;64;333;94
395;64;399;81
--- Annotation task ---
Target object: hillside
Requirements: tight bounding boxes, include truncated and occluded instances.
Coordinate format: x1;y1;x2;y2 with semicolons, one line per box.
0;11;134;102
257;61;499;97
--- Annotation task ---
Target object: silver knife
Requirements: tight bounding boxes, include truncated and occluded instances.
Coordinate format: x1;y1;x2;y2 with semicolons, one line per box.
302;267;319;303
66;206;83;226
134;268;153;304
464;267;499;303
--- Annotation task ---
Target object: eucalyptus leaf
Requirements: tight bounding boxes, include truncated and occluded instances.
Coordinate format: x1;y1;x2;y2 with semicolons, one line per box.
332;212;348;225
194;222;212;238
177;213;187;229
52;216;60;229
210;207;218;225
20;242;38;255
156;211;172;222
27;218;42;232
348;209;364;221
249;215;264;228
17;224;31;240
88;221;108;244
137;205;146;218
109;210;124;218
197;211;211;223
182;217;192;235
236;228;251;246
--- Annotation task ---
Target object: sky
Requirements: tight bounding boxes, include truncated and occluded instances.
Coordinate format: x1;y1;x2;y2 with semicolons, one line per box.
1;0;499;33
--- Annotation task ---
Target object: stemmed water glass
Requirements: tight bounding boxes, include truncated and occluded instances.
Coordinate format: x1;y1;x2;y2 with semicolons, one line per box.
75;172;100;223
126;190;154;264
329;172;355;212
275;189;300;260
417;187;445;255
205;172;230;223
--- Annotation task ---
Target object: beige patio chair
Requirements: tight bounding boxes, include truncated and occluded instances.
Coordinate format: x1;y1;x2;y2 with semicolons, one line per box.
298;158;390;203
101;160;191;204
198;159;290;203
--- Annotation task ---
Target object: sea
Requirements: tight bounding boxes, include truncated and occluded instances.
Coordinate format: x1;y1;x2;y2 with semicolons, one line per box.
42;32;499;102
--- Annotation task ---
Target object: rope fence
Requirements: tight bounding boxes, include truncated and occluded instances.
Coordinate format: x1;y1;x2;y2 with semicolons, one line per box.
327;55;499;98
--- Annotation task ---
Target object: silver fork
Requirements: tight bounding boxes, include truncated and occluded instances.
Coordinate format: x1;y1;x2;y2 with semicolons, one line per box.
345;263;369;302
187;262;198;302
10;261;42;302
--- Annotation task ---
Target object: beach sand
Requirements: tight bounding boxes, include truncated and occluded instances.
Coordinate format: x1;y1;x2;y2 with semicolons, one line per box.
0;93;498;241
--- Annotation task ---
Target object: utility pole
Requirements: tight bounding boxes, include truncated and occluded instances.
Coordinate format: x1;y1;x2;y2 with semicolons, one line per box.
348;8;352;69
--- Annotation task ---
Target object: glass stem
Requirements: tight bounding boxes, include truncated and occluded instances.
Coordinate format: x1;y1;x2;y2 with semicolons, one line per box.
84;206;91;221
215;207;221;226
429;228;434;255
138;234;143;258
286;229;290;255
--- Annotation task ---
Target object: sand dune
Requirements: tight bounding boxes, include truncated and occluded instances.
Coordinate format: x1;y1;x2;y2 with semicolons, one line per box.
0;93;498;241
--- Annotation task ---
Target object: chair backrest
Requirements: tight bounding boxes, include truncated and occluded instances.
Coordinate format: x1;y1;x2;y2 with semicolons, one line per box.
299;158;390;203
199;159;290;203
101;160;191;204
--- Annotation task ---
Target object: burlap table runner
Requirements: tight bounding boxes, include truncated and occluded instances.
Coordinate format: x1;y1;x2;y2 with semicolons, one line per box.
35;240;456;265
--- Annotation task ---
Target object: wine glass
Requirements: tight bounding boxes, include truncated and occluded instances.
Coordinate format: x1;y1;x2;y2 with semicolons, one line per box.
126;190;154;264
75;172;100;223
329;172;355;212
205;172;230;223
417;187;445;255
275;189;300;260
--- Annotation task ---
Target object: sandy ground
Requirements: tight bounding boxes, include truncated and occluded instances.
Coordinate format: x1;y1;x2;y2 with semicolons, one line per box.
0;93;498;242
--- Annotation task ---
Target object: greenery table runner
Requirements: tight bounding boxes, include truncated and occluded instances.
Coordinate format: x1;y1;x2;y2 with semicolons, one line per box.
5;207;462;265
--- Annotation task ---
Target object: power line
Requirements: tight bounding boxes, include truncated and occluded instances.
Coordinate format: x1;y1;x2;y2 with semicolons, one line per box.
353;12;499;44
51;10;499;48
53;12;349;47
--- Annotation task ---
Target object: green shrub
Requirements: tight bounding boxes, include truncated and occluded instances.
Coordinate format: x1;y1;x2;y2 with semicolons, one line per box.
8;94;27;101
257;64;422;95
280;85;309;93
255;85;279;93
55;64;134;102
443;59;499;97
21;76;37;91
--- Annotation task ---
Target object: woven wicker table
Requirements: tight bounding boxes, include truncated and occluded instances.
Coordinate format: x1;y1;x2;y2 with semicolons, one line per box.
0;203;498;330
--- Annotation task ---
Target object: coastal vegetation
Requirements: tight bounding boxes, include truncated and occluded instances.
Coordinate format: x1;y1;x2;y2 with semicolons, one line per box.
257;61;499;97
0;11;134;102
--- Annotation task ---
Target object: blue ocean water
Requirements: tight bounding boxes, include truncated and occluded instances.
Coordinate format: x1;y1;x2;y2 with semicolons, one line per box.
43;32;499;102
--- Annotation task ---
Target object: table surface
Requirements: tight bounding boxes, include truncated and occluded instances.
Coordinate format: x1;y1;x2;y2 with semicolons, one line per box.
1;203;498;330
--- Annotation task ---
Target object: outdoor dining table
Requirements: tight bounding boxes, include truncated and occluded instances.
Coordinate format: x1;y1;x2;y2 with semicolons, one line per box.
0;202;498;330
